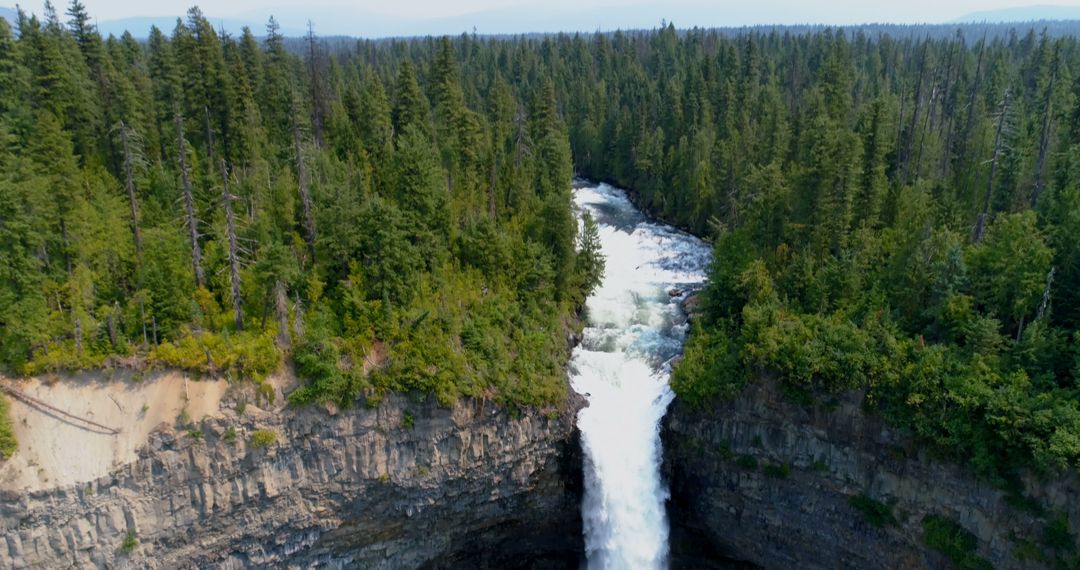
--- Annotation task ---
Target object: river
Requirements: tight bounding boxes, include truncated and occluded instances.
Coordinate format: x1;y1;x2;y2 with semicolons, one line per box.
570;181;712;569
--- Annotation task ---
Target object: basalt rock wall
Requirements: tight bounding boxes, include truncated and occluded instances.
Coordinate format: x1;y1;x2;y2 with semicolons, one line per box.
0;392;586;569
663;378;1080;570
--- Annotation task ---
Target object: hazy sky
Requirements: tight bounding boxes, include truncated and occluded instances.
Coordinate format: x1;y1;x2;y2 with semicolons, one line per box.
13;0;1080;36
46;0;1080;23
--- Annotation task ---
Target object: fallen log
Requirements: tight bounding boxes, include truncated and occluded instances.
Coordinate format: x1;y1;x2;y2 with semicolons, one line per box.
1;384;120;435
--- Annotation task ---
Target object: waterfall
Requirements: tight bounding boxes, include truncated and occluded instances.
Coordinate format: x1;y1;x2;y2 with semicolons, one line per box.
571;182;711;570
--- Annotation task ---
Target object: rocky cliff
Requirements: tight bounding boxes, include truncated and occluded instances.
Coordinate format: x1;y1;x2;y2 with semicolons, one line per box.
0;392;585;569
663;378;1080;570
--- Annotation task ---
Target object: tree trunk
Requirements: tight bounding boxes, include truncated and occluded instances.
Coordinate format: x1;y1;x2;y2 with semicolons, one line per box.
1031;47;1058;208
306;22;325;149
107;305;118;348
937;37;961;179
1037;266;1055;320
275;281;291;348
903;43;929;183
221;159;244;331
488;153;498;219
139;296;148;346
119;120;143;261
204;105;215;163
293;293;306;340
292;114;317;255
973;89;1010;244
175;107;206;287
963;34;987;147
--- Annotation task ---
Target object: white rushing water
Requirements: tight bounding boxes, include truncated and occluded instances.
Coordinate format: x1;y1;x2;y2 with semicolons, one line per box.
570;182;712;570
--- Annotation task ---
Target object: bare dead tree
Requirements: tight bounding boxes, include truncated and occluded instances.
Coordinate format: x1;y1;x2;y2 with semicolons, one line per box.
487;150;498;219
939;34;964;178
74;316;83;354
292;109;317;254
175;107;206;287
204;105;215;163
107;302;118;347
915;48;948;180
221;159;243;331
973;89;1011;244
963;33;987;144
293;293;305;340
1031;45;1059;208
306;21;326;148
902;41;929;183
274;281;290;348
119;120;143;260
1037;266;1055;321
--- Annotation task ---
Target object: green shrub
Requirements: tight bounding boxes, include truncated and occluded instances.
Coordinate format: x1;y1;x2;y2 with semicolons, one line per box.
849;494;896;528
119;530;137;554
763;462;791;479
922;515;993;570
149;330;281;380
0;395;15;459
287;337;365;408
256;380;275;405
249;430;277;449
223;426;237;443
1042;513;1076;553
736;454;758;469
670;322;744;407
1004;485;1045;517
25;341;108;375
741;305;887;393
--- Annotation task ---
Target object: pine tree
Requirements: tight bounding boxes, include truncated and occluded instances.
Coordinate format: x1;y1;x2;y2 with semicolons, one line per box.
392;61;429;136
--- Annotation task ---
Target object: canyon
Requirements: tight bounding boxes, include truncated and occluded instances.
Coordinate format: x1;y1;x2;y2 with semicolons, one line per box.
8;371;1078;569
2;182;1077;569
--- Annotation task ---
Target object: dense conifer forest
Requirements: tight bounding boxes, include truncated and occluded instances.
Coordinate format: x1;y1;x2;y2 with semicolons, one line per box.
0;2;598;413
2;2;1080;485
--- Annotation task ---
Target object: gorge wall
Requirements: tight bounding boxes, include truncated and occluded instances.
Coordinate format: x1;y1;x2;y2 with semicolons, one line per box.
9;363;1080;569
663;378;1080;569
0;389;585;569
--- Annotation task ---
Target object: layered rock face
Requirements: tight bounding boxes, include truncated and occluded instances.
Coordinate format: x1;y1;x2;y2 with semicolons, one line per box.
0;393;585;569
663;379;1080;570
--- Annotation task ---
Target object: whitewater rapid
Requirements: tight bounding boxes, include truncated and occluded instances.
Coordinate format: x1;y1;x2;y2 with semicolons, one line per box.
570;182;712;570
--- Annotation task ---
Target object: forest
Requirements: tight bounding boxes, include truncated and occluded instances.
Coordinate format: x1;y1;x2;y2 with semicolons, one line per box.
600;26;1080;482
0;1;602;421
2;1;1080;486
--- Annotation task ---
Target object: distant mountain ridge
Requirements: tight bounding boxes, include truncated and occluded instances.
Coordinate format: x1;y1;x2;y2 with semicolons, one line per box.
3;3;1080;39
0;7;307;37
955;4;1080;22
94;16;307;37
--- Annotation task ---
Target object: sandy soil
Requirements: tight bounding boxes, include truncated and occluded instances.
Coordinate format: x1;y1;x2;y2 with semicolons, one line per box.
0;371;230;492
